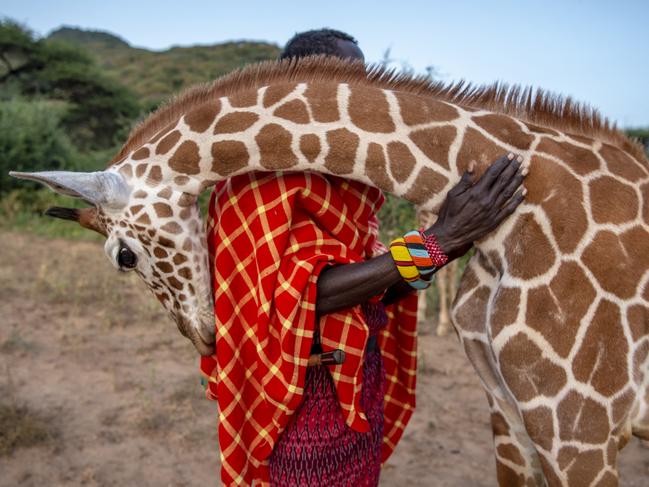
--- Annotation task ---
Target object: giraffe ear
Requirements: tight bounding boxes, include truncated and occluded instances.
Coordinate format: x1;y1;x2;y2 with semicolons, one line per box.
9;170;129;209
44;206;107;236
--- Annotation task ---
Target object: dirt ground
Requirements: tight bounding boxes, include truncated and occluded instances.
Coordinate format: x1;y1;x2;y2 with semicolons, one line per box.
0;230;647;486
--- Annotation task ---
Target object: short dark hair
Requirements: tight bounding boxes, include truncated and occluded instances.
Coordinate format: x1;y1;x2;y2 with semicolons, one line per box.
280;28;359;60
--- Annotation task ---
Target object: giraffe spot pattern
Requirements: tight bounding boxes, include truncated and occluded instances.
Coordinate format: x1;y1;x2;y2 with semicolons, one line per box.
213;112;259;134
147;165;162;186
409;125;456;171
156;130;182;155
157;187;172;199
178;267;193;280
404;167;448;205
572;300;628;396
557;393;610;444
263;83;297;108
167;276;184;290
161;221;182;234
387;141;416;183
521;406;554;451
600;143;647;182
627;305;648;342
348;87;395;133
153;247;168;258
228;88;257;108
490;411;510;437
474;114;535;150
557;446;605;486
499;333;567;402
394;92;459;125
495;462;526;487
185;101;221;133
274;99;310;124
299;134;321;163
582;227;649;299
149;121;176;144
324;128;359;175
456;127;509;175
589;176;639;224
491;286;520;337
452;285;490;333
154;202;173;218
536;138;600;175
503;213;555;279
525;156;588;253
303;83;339;123
526;262;595;358
132;146;150;160
211;140;249;176
169;140;201;175
174;175;190;186
524;122;559;136
364;142;393;193
256;123;298;170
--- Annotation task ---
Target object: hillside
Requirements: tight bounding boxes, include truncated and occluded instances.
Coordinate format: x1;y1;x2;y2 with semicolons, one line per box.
48;26;281;106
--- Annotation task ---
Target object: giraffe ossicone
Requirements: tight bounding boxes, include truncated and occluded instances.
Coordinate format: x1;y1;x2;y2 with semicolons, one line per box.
11;56;649;486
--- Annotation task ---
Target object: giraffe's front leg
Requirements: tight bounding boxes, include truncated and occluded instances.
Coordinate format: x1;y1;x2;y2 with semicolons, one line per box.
453;255;546;486
488;393;547;486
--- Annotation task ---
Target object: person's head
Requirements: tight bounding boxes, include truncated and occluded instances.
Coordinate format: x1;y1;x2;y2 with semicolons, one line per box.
280;28;364;62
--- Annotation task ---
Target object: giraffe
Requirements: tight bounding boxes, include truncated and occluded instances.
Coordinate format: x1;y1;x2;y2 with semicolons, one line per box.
11;57;649;486
417;208;459;336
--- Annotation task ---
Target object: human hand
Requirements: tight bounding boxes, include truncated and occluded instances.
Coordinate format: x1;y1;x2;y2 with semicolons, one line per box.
425;153;527;260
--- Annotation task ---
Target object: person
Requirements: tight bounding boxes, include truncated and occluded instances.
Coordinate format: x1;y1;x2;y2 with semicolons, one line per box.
200;29;526;486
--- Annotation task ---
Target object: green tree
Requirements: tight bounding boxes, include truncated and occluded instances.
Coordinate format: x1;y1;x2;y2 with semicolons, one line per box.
0;98;80;193
0;19;140;150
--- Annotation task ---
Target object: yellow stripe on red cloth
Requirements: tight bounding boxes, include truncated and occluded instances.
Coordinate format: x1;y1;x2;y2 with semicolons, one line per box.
200;172;418;486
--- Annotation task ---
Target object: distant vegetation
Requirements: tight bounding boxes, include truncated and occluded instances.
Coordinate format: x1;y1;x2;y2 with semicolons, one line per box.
48;26;281;108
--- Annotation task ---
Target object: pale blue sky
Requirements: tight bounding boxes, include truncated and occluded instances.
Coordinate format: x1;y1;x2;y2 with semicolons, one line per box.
3;0;648;127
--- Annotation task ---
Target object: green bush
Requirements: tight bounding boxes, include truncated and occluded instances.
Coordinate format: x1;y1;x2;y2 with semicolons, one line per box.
0;98;79;194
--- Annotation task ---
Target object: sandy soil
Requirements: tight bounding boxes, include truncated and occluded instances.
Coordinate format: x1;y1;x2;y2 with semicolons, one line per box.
0;230;647;486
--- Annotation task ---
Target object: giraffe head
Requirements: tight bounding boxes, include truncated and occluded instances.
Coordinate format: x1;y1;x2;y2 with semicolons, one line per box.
9;167;215;355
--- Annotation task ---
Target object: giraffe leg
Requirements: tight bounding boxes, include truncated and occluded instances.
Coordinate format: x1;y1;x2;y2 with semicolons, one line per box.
453;256;545;485
518;406;622;487
487;392;546;486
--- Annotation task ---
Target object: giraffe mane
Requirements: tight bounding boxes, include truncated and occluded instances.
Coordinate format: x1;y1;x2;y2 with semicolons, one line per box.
111;55;647;165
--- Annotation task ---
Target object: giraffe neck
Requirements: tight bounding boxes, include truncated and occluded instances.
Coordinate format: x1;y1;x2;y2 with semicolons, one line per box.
114;80;488;212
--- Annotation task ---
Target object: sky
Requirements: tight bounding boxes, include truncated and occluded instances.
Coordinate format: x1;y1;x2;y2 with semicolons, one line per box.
2;0;648;127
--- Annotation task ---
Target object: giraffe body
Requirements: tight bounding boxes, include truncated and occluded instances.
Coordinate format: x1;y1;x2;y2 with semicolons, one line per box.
11;58;649;486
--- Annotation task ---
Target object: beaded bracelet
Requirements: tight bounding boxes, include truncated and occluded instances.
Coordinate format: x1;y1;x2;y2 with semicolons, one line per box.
389;237;431;290
419;229;449;267
389;230;450;290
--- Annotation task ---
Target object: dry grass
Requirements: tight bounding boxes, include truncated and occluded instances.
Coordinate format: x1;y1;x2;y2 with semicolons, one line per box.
0;402;52;456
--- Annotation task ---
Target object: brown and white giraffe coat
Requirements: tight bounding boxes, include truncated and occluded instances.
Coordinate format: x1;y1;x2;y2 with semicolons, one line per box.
12;57;649;486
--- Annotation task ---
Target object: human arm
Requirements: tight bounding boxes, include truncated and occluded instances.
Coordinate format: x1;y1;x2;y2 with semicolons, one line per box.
315;154;526;315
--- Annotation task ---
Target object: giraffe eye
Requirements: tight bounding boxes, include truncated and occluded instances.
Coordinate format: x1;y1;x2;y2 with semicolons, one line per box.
118;246;138;269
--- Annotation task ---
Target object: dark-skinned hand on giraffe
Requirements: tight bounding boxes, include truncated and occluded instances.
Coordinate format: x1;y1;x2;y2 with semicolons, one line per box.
315;153;527;315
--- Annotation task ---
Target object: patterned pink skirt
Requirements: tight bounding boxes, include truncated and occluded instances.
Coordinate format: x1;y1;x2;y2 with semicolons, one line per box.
268;303;387;487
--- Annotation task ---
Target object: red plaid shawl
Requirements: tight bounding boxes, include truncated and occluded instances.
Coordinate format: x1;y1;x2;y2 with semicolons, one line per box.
200;172;418;486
